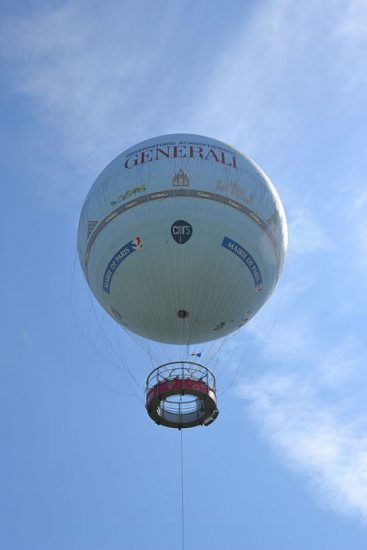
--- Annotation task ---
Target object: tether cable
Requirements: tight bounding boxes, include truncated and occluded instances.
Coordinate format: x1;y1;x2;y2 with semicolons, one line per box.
180;429;185;550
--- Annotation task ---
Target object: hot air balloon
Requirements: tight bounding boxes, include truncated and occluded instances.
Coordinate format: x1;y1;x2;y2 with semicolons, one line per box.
78;134;288;428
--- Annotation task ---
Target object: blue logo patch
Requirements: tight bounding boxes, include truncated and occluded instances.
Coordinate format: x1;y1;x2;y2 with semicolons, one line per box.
171;220;192;244
103;237;142;294
222;237;263;292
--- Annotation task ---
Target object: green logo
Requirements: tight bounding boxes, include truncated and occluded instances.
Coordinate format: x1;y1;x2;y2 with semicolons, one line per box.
111;185;146;206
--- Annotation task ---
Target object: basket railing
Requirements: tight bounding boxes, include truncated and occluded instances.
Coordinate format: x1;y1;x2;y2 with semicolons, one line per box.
146;361;216;394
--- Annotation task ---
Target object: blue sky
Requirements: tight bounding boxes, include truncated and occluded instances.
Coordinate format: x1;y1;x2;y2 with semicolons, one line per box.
1;1;367;548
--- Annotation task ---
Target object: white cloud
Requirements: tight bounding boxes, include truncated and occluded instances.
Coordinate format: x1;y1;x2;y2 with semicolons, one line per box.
2;0;366;202
247;315;315;363
318;335;362;387
239;363;367;520
343;179;367;268
287;208;332;256
235;308;367;521
335;0;367;92
3;0;364;170
21;329;32;350
351;189;367;212
0;2;182;173
229;213;367;522
187;0;362;152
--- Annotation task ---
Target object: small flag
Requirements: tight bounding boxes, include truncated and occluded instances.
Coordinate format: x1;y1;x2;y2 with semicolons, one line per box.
190;352;202;358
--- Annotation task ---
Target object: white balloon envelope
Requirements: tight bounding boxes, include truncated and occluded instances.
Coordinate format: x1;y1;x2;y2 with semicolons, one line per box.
78;134;288;346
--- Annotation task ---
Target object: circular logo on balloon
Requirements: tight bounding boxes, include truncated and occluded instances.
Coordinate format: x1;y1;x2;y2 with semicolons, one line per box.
171;220;192;244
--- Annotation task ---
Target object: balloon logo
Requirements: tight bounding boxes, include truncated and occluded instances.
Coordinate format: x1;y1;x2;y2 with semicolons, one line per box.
170;220;193;244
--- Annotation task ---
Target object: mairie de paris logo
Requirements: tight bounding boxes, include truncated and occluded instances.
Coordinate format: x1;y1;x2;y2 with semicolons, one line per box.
171;220;192;244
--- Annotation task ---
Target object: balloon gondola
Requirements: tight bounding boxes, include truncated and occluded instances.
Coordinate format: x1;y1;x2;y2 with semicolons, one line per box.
145;361;218;429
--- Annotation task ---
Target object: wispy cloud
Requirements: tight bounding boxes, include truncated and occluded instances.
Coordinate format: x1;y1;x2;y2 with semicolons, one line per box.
239;352;367;520
234;281;367;521
2;0;366;200
3;0;366;169
341;175;367;270
188;0;367;154
287;208;332;256
0;2;183;173
335;0;367;92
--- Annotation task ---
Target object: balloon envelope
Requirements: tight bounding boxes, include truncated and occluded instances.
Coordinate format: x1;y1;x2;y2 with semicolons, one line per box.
78;134;287;344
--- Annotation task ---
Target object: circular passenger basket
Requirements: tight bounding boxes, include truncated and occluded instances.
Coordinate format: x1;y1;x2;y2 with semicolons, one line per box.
145;362;219;429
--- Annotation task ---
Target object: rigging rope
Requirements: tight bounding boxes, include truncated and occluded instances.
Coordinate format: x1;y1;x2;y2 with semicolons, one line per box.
69;250;145;403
